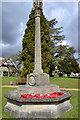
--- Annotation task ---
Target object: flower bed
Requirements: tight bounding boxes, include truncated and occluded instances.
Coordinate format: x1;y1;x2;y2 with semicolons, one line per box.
20;92;64;99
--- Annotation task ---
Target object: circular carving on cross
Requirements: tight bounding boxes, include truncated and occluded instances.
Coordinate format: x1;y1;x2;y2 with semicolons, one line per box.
28;75;36;86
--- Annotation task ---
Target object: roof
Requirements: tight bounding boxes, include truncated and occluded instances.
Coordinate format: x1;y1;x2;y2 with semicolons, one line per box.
0;58;8;66
0;58;18;70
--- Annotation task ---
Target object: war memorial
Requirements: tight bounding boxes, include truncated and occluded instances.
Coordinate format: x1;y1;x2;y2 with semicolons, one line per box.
4;0;73;118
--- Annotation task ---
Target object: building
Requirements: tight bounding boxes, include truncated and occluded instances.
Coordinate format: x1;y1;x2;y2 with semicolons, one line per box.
0;58;18;77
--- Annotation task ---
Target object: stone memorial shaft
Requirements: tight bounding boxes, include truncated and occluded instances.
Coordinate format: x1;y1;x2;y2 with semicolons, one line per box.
34;0;43;73
26;0;50;87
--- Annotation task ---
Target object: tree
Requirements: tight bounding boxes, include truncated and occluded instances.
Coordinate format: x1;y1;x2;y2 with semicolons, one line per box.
48;18;65;47
21;10;52;77
56;46;79;75
48;19;79;74
57;57;80;76
21;9;78;78
9;51;22;70
16;51;22;69
54;45;76;66
47;19;66;72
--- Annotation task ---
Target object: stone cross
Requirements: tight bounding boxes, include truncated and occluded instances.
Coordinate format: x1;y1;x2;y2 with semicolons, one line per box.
33;0;43;74
27;0;49;86
33;0;43;10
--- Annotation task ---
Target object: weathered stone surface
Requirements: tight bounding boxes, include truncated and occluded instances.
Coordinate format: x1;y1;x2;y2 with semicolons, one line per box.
33;0;43;74
27;73;49;86
4;90;73;118
27;0;49;87
17;85;59;95
28;75;36;86
4;90;73;103
33;0;43;10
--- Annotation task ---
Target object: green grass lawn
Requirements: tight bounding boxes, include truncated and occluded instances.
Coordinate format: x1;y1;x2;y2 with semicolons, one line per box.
50;77;79;89
0;76;20;86
2;87;17;119
60;90;79;119
0;76;79;119
0;76;79;89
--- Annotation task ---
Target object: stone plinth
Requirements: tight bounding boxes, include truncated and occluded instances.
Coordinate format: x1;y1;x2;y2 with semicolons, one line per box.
4;90;73;118
27;73;49;86
17;85;59;95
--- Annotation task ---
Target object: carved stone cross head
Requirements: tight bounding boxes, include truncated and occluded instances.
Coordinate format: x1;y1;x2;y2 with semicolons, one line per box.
33;0;43;10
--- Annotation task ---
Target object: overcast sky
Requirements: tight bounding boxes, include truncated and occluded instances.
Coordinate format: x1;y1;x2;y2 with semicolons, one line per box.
1;1;80;59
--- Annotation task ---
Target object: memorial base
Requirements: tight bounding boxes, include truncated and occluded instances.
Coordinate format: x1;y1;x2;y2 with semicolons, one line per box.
17;85;60;95
4;90;73;119
27;73;49;86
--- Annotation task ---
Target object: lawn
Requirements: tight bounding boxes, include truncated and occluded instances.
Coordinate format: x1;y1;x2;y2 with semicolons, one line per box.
2;87;17;119
0;76;79;119
0;76;20;86
0;76;79;89
60;90;79;119
50;77;79;89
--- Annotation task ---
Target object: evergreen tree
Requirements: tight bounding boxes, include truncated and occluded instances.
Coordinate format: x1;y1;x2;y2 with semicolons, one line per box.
56;46;80;75
47;19;66;70
48;18;65;47
21;10;52;77
48;19;79;74
57;57;80;76
20;9;78;78
53;45;76;66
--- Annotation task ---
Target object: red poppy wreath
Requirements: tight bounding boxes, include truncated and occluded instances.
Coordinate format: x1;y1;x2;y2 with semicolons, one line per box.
20;92;64;99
